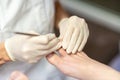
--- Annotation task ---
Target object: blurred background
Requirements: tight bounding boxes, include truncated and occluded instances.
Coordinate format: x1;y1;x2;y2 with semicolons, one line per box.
60;0;120;64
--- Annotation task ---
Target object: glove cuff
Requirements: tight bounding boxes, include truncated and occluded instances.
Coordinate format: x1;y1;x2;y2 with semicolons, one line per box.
4;41;15;61
59;18;68;27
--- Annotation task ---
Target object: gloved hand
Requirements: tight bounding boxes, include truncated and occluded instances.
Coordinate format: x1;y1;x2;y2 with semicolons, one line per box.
5;32;61;63
59;16;89;54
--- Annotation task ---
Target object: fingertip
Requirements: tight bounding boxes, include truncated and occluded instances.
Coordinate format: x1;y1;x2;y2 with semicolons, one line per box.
62;43;67;49
78;48;81;52
56;42;62;49
47;33;56;41
72;50;76;54
35;35;49;44
66;49;71;54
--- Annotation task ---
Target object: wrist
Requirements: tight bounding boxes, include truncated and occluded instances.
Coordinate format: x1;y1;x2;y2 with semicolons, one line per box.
0;42;12;64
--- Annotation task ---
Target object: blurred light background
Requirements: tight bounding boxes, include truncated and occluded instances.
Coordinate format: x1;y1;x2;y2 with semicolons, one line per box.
60;0;120;64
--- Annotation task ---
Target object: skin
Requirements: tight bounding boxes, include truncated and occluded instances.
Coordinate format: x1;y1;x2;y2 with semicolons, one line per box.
46;48;120;80
10;48;120;80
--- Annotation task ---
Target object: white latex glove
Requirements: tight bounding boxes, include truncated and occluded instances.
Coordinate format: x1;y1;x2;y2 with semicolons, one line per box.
59;16;89;54
5;32;61;63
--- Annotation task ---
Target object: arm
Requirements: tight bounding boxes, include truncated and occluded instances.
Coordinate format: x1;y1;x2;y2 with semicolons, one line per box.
0;42;11;64
54;1;69;29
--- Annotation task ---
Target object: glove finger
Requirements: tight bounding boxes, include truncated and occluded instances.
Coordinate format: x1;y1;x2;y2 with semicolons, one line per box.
53;41;62;54
66;28;80;54
23;38;60;52
62;26;74;49
29;35;49;44
72;27;83;54
34;38;60;51
37;42;62;55
44;38;60;50
24;34;57;51
59;18;68;39
48;42;62;54
72;18;86;53
78;23;89;52
34;38;60;50
46;33;56;41
29;33;56;44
